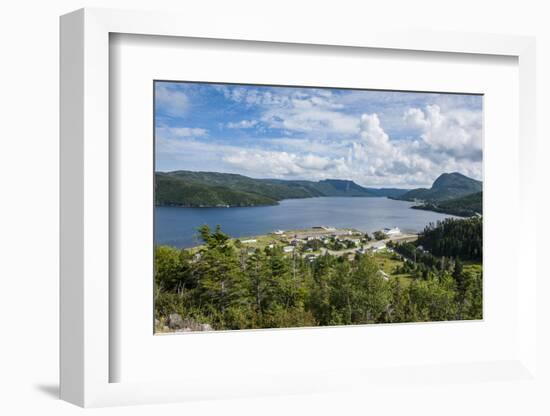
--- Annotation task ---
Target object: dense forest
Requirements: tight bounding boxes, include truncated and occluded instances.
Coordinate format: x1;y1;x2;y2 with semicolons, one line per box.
416;217;482;261
155;217;483;331
155;172;278;207
412;192;482;217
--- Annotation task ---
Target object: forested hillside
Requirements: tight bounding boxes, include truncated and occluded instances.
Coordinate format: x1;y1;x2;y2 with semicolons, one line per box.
396;172;482;202
412;192;482;217
155;171;409;207
156;172;280;207
155;170;482;208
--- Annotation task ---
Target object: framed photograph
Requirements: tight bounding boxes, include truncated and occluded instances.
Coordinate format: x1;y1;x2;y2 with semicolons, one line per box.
60;8;538;408
152;80;484;334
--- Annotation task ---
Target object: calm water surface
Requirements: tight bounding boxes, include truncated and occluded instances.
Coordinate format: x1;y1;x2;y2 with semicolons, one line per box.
155;197;458;248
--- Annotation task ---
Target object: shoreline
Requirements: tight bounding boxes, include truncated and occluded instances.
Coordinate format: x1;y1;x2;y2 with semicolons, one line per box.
155;194;397;209
411;204;481;218
161;226;419;255
156;196;480;219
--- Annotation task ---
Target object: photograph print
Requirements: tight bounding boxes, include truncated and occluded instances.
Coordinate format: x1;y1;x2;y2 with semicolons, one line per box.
154;81;483;333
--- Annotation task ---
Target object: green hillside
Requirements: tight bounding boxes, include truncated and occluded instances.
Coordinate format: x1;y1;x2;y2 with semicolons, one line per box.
155;174;278;207
396;172;482;202
364;187;410;198
155;171;408;207
267;178;378;197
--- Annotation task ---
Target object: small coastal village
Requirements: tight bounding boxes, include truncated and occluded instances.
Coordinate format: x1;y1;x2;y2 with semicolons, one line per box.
233;226;418;270
176;225;422;298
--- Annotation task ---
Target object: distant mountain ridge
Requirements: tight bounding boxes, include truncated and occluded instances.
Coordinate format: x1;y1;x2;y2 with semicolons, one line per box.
155;171;409;207
155;170;482;209
395;172;482;202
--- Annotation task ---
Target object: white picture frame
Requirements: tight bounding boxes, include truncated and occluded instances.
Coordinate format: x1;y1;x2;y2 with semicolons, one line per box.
60;7;537;408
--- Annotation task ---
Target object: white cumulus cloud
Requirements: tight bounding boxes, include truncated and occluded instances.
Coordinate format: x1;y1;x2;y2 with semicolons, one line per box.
403;104;482;161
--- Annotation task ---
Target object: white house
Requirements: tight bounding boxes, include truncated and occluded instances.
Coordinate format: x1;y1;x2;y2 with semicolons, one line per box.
371;241;387;252
283;246;295;253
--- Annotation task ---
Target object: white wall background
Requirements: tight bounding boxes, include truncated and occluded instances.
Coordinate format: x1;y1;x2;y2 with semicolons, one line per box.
0;1;548;415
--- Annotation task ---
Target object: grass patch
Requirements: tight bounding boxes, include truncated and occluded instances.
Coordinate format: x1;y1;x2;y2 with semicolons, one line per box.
372;250;415;287
233;233;283;250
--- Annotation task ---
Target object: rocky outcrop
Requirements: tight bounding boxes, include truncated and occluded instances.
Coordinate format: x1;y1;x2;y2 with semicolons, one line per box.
166;313;213;332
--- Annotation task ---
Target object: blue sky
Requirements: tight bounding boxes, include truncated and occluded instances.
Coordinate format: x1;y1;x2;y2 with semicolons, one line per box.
155;81;483;188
